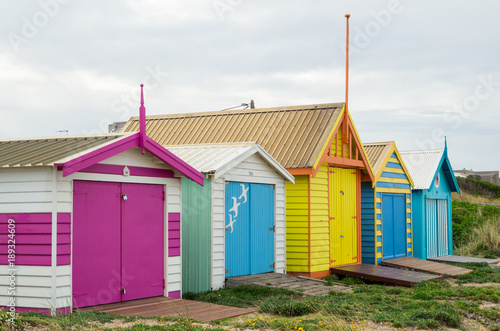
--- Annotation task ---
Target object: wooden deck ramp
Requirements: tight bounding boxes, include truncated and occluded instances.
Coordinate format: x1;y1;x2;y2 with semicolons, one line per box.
428;255;500;265
331;264;442;287
226;273;352;295
381;257;471;276
77;296;256;322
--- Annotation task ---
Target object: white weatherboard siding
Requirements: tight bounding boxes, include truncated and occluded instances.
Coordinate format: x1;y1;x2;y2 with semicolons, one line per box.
211;153;287;290
0;147;185;310
0;265;71;309
0;167;71;310
0;167;71;214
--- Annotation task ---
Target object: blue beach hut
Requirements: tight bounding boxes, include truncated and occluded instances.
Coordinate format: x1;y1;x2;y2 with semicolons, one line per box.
361;142;414;265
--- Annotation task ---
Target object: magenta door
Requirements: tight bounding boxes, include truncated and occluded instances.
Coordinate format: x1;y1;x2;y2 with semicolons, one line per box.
73;181;164;308
121;183;164;301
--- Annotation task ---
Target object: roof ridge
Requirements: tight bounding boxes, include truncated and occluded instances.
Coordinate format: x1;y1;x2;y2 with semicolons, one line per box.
0;132;131;143
128;102;345;120
164;142;258;148
363;141;395;146
400;149;444;154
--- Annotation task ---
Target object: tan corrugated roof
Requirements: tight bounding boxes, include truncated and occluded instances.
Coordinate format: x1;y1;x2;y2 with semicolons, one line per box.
0;133;129;168
122;103;344;168
363;142;394;176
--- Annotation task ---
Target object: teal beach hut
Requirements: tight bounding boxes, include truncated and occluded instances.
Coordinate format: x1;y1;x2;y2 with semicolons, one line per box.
400;142;460;260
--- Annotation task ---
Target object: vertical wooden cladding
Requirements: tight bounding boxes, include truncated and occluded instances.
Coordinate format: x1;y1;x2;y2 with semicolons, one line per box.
286;175;309;273
181;177;211;295
309;164;330;272
330;167;358;267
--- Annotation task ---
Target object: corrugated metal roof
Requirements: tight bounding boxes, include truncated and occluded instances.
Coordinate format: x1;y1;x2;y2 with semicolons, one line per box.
400;149;444;190
0;133;130;168
363;142;394;176
122;103;344;169
165;142;294;183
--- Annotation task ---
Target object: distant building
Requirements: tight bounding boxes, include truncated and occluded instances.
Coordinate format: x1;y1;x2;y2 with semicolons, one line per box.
108;121;127;133
453;169;499;185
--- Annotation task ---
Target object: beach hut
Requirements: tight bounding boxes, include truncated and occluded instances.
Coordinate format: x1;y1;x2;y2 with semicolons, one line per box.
164;142;294;293
121;103;374;278
0;88;203;313
361;142;414;265
400;142;460;260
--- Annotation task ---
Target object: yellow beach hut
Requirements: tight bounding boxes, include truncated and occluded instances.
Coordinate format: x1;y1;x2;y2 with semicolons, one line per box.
122;103;374;278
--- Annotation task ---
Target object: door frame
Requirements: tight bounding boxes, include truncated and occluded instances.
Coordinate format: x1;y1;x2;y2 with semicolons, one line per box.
328;167;361;267
381;193;407;261
224;181;276;277
72;180;165;307
69;173;172;307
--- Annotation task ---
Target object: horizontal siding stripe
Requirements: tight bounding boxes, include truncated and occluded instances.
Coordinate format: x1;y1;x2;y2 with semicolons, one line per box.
168;212;181;257
0;213;71;266
378;177;410;184
380;172;408;179
376;182;411;189
386;162;402;169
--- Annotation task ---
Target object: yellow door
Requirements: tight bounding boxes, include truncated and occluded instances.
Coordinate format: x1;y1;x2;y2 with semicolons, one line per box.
330;167;358;267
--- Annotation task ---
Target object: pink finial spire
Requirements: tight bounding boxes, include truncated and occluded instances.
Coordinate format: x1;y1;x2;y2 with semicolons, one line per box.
139;84;146;154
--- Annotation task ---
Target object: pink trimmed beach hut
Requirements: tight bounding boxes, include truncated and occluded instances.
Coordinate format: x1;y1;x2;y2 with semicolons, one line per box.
0;86;203;314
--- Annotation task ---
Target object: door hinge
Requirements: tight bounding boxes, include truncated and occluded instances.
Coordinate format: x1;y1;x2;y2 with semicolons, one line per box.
225;227;229;231
329;170;335;174
225;269;229;273
269;226;275;231
352;171;357;174
162;191;165;201
352;216;357;219
270;263;275;268
329;217;335;220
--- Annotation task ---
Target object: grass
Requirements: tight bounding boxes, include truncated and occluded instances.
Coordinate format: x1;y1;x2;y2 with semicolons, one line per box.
451;262;500;284
185;281;500;330
452;200;500;251
183;285;301;308
455;176;500;201
5;273;500;330
1;310;226;331
452;176;500;257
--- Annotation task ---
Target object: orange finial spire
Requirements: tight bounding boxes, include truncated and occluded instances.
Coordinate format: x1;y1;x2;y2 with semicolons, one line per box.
343;14;350;142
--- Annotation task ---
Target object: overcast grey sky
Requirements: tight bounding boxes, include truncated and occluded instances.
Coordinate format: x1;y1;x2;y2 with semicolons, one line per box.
1;1;499;171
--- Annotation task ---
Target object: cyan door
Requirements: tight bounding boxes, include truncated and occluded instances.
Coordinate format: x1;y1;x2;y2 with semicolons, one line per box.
426;199;448;258
382;193;407;260
225;182;274;277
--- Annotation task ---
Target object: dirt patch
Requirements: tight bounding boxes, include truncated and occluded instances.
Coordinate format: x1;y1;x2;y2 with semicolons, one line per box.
460;282;500;288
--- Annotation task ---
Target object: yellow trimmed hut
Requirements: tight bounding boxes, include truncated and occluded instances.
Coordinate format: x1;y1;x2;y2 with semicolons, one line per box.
122;103;374;278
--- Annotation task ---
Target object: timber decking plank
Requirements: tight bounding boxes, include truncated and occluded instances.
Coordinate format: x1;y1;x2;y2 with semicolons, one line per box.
331;263;442;286
428;255;500;265
77;297;256;322
381;257;471;276
226;273;352;295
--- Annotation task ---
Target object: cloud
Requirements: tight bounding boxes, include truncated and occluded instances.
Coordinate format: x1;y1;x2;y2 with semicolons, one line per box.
0;0;499;170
